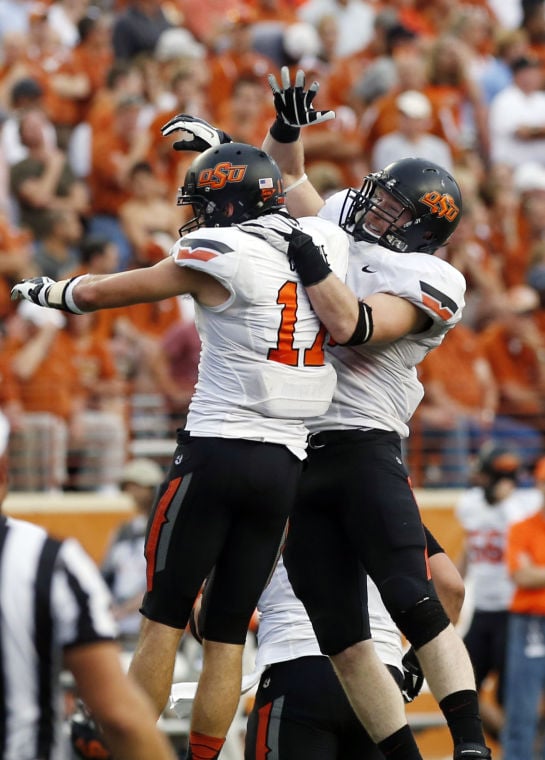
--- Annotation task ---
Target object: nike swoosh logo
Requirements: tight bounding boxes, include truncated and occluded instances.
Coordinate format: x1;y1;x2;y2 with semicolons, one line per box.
361;265;376;273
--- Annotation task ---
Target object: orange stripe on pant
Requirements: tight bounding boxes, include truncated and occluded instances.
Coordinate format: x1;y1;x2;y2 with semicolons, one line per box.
145;476;182;592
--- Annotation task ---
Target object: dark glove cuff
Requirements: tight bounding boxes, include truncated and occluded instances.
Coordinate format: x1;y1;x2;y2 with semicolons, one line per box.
290;243;331;287
270;118;300;143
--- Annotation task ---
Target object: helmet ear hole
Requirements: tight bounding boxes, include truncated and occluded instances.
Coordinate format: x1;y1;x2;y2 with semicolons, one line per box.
223;202;235;219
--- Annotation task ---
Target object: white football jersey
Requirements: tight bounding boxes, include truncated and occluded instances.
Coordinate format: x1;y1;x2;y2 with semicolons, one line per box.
313;191;466;437
255;556;402;673
456;487;541;610
171;215;349;455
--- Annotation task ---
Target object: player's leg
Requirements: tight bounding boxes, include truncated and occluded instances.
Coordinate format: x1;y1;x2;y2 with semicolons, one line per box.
283;447;420;756
189;439;302;759
129;433;238;714
345;431;488;757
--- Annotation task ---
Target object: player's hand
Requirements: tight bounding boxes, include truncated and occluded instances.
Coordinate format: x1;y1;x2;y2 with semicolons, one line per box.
268;67;335;128
10;277;55;307
401;647;424;703
161;114;232;152
286;225;331;286
71;707;112;760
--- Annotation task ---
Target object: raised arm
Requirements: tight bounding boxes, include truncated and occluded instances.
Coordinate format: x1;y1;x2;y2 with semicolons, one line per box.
262;67;334;218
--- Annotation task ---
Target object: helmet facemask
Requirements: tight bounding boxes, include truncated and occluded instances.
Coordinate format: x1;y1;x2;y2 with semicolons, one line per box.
340;159;462;254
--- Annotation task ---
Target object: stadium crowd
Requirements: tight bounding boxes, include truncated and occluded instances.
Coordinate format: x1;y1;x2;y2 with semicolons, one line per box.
1;0;545;490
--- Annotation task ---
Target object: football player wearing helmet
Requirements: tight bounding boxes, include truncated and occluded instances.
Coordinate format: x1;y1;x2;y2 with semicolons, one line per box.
455;444;540;741
11;141;351;760
259;68;491;760
156;104;484;760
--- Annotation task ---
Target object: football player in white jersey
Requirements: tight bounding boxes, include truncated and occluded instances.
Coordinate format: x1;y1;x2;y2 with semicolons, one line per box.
456;444;541;739
182;526;464;760
10;141;349;760
160;88;489;759
260;69;492;760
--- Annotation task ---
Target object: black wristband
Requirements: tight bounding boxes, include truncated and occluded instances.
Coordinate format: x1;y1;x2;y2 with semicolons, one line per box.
340;301;373;346
270;118;301;143
290;245;331;287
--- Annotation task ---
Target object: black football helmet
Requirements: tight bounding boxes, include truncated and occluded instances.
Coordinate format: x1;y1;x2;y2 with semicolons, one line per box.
177;142;285;234
339;157;462;253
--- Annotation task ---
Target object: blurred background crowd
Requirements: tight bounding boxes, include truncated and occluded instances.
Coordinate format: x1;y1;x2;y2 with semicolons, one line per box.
1;0;545;491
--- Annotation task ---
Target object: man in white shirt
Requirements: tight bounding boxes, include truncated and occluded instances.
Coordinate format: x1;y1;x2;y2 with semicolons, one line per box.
489;55;545;168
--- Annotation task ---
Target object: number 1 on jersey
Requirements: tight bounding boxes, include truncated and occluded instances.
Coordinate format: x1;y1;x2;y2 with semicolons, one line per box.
267;281;327;367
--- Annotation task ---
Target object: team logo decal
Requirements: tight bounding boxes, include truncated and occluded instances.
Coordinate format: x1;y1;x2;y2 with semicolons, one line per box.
419;191;460;222
198;162;247;189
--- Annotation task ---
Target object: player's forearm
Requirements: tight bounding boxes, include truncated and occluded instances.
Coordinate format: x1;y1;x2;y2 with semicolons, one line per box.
305;274;361;344
262;129;305;183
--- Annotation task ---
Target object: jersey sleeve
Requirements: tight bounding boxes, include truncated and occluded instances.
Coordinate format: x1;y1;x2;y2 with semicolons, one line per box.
170;228;241;299
394;257;466;333
53;538;118;649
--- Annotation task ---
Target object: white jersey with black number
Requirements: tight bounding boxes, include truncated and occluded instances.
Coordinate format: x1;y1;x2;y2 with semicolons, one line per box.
455;488;541;611
171;214;349;454
255;556;402;673
0;516;117;760
313;190;467;437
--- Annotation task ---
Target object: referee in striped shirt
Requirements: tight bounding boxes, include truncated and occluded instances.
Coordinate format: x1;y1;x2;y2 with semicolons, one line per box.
0;413;177;760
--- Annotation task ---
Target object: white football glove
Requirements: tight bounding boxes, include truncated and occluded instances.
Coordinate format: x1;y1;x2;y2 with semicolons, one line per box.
161;113;232;153
11;277;56;307
268;67;335;128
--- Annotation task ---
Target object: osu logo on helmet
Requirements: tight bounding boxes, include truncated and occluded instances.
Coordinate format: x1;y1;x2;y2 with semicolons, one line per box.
197;162;247;190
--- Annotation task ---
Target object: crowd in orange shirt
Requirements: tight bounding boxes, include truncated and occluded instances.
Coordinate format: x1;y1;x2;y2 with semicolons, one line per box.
1;0;545;489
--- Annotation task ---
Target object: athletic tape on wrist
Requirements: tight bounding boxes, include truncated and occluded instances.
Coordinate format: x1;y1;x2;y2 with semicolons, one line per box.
47;275;88;314
285;173;308;193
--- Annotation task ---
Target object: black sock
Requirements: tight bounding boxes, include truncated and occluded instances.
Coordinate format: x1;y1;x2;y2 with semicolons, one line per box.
377;725;423;760
439;690;486;746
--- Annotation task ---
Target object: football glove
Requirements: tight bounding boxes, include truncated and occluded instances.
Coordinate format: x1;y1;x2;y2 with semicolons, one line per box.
268;67;335;128
401;647;424;703
70;705;112;760
11;277;57;307
286;226;331;286
11;275;86;314
161;113;232;152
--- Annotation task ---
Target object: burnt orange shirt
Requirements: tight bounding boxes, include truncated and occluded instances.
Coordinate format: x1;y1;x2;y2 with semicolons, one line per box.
89;130;134;215
506;511;545;615
478;322;544;416
3;334;79;420
419;323;488;410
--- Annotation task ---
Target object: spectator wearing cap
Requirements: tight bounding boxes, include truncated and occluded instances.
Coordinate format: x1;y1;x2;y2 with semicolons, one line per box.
101;457;165;645
489;55;545;168
370;89;453;172
502;455;545;759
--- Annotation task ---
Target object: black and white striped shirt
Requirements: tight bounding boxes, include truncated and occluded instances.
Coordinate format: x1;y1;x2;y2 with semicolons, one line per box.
0;515;117;760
